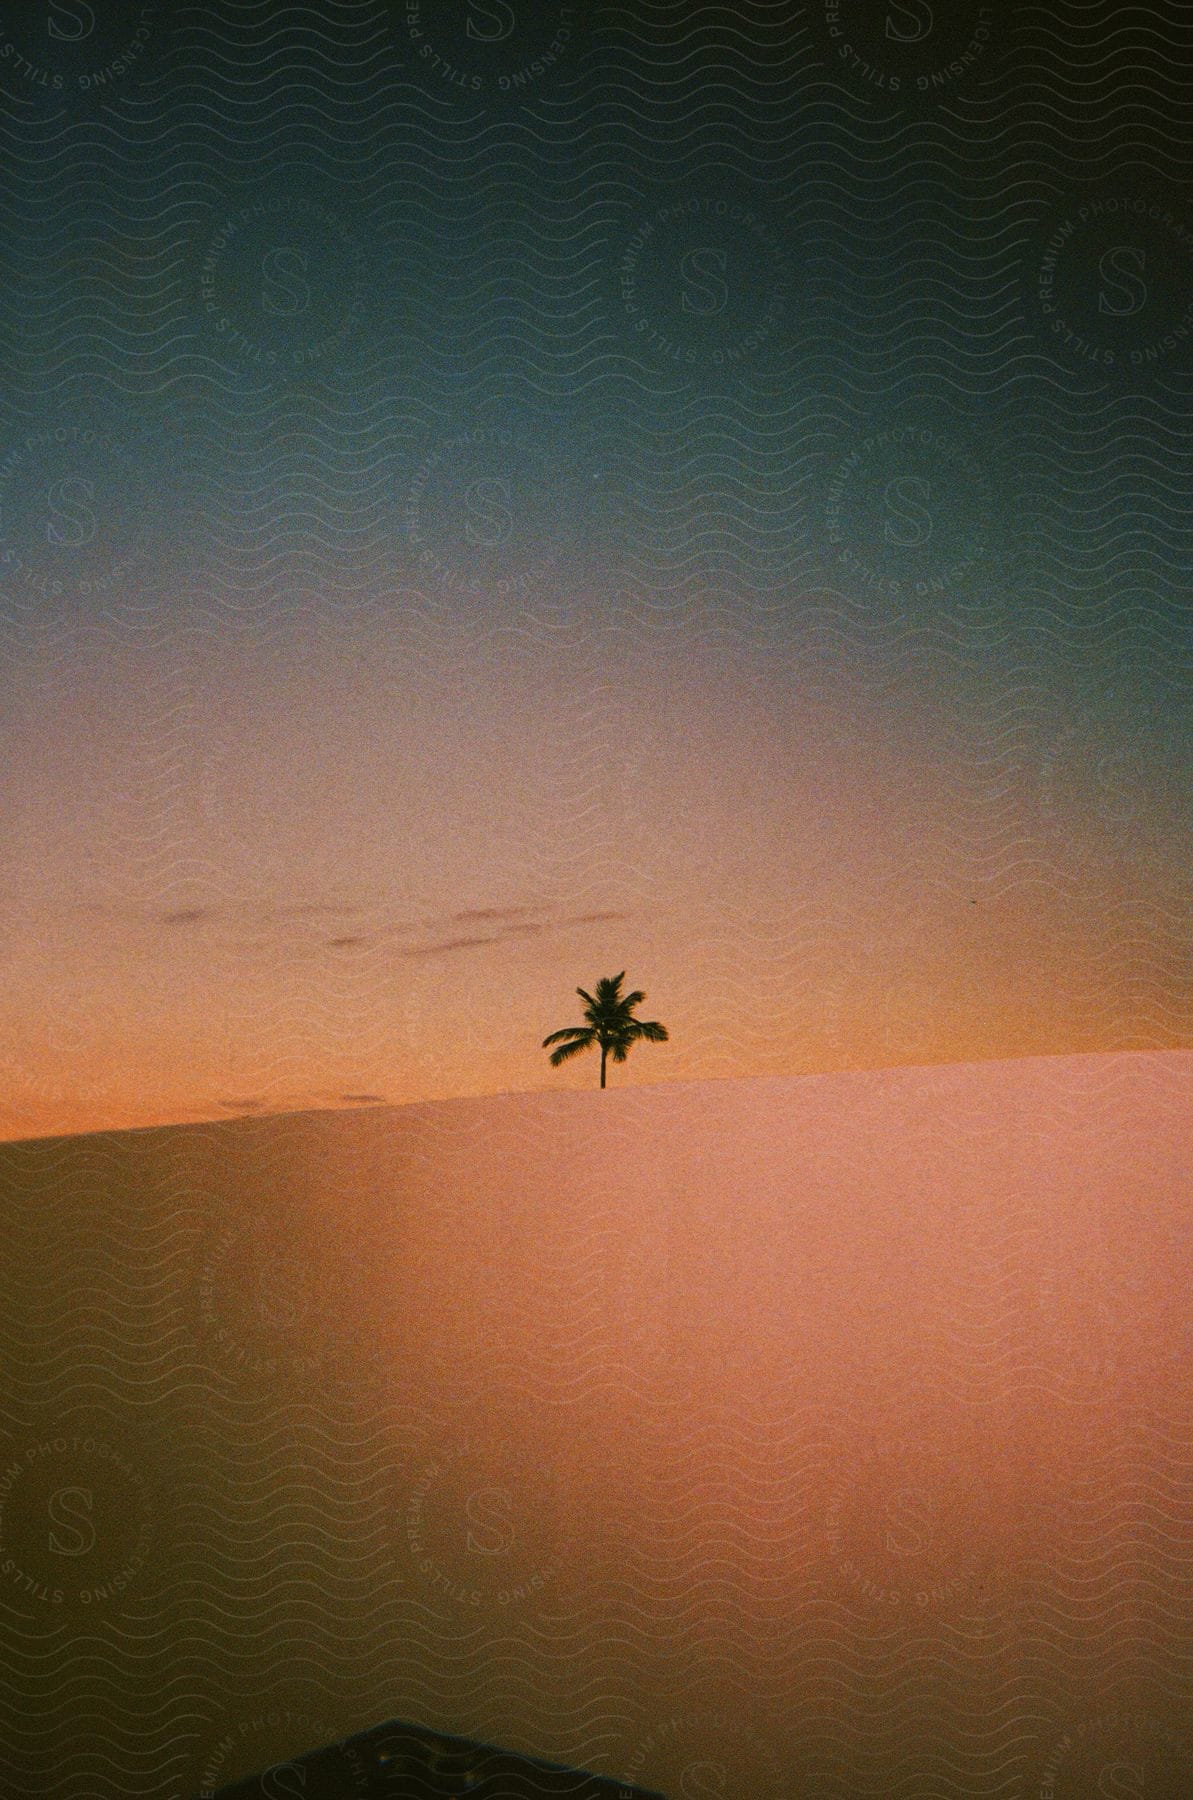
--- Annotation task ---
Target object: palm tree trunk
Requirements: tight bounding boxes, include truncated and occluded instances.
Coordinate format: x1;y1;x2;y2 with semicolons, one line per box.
600;1042;606;1088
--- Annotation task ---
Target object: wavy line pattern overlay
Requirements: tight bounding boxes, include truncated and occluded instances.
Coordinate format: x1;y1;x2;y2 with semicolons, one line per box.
0;2;1189;1796
1;1055;1189;1795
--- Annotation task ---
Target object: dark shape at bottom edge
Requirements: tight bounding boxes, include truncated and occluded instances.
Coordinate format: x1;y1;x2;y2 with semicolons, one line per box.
204;1715;667;1799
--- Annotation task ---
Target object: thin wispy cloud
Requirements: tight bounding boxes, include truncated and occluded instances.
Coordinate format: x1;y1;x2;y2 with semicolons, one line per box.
450;905;538;924
75;899;633;959
268;901;362;920
401;935;498;957
381;908;636;959
72;901;526;956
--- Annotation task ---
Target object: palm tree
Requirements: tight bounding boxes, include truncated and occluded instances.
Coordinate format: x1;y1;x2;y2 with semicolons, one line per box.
542;971;669;1089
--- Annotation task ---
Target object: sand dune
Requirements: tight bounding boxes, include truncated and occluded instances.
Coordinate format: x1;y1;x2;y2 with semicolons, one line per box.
0;1051;1189;1796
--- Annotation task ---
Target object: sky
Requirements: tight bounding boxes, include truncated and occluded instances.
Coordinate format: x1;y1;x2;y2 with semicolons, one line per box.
0;0;1190;1138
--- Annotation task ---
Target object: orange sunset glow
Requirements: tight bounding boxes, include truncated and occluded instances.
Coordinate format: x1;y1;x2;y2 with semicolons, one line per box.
4;625;1186;1141
1;3;1190;1798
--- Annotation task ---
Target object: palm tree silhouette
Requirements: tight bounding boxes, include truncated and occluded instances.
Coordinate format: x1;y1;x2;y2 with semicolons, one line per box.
542;971;669;1089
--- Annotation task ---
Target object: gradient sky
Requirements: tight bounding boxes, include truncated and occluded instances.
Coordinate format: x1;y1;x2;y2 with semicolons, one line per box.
0;1;1190;1138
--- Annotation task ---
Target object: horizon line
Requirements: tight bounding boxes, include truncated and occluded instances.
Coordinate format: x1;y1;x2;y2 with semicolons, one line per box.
1;1046;1186;1151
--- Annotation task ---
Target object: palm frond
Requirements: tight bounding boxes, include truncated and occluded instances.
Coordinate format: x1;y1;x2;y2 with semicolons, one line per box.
543;973;667;1084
